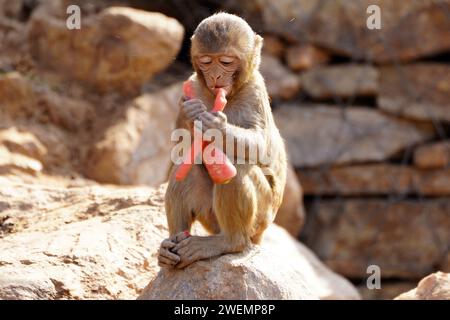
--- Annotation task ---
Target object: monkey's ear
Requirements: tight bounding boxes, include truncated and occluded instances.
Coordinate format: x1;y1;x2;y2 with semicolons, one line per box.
254;34;263;53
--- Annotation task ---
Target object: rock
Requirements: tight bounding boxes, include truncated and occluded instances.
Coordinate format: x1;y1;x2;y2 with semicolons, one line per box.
85;82;181;186
0;127;46;162
28;4;184;95
34;88;95;132
0;177;360;300
260;54;301;100
0;146;43;175
297;164;450;196
251;0;450;63
395;272;450;300
274;164;305;237
274;104;433;168
0;72;35;118
378;64;450;122
301;64;378;99
138;224;360;300
262;35;285;58
303;199;450;279
414;141;450;169
285;44;330;71
358;282;417;300
0;178;168;299
0;0;23;19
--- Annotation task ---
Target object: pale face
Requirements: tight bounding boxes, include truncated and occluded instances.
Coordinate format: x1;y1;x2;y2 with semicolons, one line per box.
196;54;240;95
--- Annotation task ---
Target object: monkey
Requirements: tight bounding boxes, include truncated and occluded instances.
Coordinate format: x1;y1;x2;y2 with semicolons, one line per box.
158;13;287;269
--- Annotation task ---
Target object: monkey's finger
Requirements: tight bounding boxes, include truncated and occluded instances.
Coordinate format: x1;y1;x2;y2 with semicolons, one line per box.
186;109;206;120
171;231;191;243
158;256;177;268
173;238;191;252
160;239;176;249
159;248;180;262
176;251;199;269
212;111;227;121
183;99;205;109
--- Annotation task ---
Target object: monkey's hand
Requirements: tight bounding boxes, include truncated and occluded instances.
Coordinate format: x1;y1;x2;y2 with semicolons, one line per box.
157;231;191;268
196;111;227;132
181;98;207;125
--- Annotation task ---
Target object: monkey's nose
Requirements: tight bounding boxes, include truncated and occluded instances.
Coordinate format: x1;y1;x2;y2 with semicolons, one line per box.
210;74;221;81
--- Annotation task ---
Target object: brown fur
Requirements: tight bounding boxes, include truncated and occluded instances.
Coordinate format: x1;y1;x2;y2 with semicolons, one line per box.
159;13;287;269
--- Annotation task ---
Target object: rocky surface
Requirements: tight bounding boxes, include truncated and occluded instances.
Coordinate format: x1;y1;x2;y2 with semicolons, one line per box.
262;35;285;58
303;199;450;279
0;179;167;299
301;64;378;99
395;272;450;300
139;225;360;300
378;64;450;122
240;0;450;63
413;141;450;169
0;177;360;300
28;3;184;95
285;44;330;71
297;164;450;196
274;104;433;168
260;54;301;100
85;82;182;186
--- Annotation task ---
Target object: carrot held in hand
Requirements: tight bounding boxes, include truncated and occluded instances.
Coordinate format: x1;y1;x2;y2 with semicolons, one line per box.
175;80;237;184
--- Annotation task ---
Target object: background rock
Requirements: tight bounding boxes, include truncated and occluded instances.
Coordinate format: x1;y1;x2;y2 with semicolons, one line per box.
413;141;450;169
239;0;450;63
302;199;450;279
297;164;450;196
28;4;184;95
139;224;360;300
274;104;433;168
301;64;378;99
260;54;301;100
85;82;181;186
285;44;330;71
395;272;450;300
378;64;450;122
274;164;305;237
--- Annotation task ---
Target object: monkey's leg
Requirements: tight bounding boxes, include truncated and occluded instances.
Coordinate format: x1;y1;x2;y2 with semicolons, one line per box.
173;164;272;268
158;165;213;268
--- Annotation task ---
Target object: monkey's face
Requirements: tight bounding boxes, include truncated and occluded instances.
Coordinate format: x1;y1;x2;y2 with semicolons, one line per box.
196;54;240;96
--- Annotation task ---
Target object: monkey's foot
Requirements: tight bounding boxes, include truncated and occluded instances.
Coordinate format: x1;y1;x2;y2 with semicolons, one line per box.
172;235;245;269
157;231;191;268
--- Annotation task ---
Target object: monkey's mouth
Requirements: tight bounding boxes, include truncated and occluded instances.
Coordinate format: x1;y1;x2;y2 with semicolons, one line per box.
212;86;230;95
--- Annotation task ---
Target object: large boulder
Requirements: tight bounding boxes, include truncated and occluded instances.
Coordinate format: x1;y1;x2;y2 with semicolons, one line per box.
85;82;181;186
0;177;360;300
236;0;450;63
395;272;450;300
303;199;450;279
274;104;433;168
28;3;184;95
139;224;360;300
0;179;167;299
378;64;450;122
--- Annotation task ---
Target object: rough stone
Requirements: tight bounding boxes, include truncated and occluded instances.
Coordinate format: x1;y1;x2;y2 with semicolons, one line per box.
378;64;450;122
274;104;433;168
